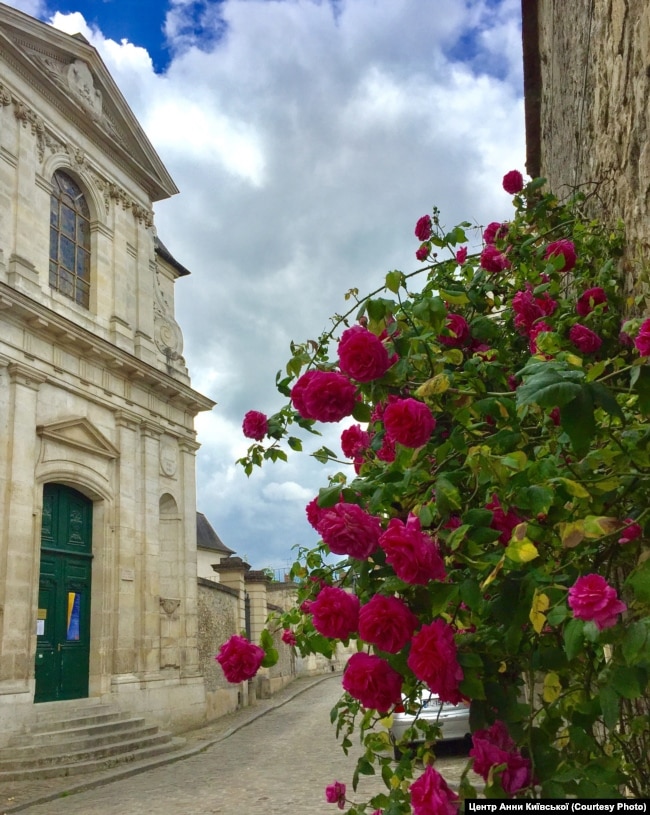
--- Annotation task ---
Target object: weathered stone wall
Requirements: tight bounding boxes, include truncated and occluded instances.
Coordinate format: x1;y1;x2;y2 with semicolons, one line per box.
531;0;650;301
197;578;243;720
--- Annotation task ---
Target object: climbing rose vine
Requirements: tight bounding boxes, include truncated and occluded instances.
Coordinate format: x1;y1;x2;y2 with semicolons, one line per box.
224;173;650;809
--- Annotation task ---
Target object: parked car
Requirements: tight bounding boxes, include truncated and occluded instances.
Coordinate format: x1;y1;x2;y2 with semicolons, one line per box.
390;691;471;759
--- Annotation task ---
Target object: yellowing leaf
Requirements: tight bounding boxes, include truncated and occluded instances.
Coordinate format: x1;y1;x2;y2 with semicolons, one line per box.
565;353;584;368
543;671;562;703
558;520;585;549
555;478;590;498
498;661;507;673
443;348;465;366
505;538;539;563
583;515;619;538
530;591;550;634
379;714;394;730
480;556;505;589
415;374;450;399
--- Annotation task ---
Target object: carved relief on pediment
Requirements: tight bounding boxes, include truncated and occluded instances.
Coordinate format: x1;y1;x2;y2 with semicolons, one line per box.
66;59;102;115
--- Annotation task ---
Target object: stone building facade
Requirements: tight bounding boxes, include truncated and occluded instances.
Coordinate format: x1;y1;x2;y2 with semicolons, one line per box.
522;0;650;298
0;4;214;736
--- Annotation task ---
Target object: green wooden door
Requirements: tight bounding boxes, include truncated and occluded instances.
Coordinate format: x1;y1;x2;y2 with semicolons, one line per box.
35;484;93;703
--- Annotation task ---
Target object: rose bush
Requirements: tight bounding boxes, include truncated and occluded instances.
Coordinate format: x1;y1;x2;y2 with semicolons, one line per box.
231;173;650;809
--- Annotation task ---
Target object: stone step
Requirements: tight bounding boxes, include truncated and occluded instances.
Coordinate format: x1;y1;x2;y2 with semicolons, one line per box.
0;736;187;782
0;720;159;759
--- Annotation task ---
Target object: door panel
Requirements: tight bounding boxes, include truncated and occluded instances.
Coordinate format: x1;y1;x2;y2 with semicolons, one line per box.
35;485;92;703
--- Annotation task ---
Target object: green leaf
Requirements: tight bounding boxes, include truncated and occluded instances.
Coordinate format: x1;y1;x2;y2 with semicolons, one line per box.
564;618;584;661
622;621;650;665
598;685;619;730
632;365;650;415
287;436;303;451
626;559;650;604
609;665;643;699
560;388;595;458
435;476;462;513
385;270;404;293
352;400;372;422
439;288;469;306
516;367;584;408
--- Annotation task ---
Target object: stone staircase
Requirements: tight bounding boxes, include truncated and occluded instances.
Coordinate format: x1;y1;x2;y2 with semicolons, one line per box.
0;701;186;781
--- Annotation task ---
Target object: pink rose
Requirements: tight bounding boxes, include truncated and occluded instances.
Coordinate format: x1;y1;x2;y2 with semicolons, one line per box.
456;246;468;264
416;244;429;261
407;619;464;704
325;780;346;810
341;424;372;459
242;410;269;441
569;323;602;354
358;594;419;653
502;169;524;194
528;321;553;354
438;313;470;347
482;221;508;245
215;634;265;683
376;433;396;462
291;369;358;422
310;586;360;639
281;629;297;646
486;494;524;545
634;318;650;356
410;765;459;815
545;239;576;272
384;397;435;448
576;286;607;316
379;514;446;585
342;652;403;712
338;325;392;382
470;720;532;794
512;287;558;334
568;574;627;630
480;245;511;273
415;214;432;242
619;518;642;545
317;502;382;560
306;496;327;531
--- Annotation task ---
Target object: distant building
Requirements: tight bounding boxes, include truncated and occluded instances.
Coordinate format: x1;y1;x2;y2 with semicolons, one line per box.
196;511;234;581
0;3;214;736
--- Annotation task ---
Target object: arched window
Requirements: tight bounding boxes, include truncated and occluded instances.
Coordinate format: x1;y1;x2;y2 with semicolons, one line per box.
49;170;91;309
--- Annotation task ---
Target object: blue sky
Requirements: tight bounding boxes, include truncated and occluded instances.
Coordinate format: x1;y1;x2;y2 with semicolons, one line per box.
6;0;526;572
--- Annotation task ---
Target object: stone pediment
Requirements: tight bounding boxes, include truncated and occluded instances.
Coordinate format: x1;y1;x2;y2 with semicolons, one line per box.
0;4;177;202
37;417;119;460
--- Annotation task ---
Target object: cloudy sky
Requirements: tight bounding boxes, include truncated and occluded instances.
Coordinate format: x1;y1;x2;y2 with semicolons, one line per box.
7;0;526;572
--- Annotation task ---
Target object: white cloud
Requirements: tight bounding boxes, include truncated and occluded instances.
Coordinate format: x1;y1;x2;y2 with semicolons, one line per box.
45;0;526;569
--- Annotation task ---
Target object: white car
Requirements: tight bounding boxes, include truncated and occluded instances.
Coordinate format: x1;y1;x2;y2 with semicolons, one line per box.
390;692;471;758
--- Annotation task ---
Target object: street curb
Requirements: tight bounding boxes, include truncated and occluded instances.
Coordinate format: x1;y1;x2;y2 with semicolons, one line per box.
2;673;337;814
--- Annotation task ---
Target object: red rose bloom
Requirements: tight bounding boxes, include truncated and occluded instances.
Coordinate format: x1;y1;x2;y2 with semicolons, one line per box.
568;574;627;630
358;594;419;653
482;221;508;244
486;494;524;544
407;619;463;703
281;629;297;646
340;424;372;459
291;369;358;422
342;652;403;712
416;244;429;261
410;765;459;815
618;518;642;545
325;780;346;810
414;214;432;241
306;495;327;531
215;634;265;683
242;410;269;441
338;325;392;382
634;318;650;356
569;323;602;354
470;721;532;794
310;586;360;639
379;514;446;585
512;287;558;334
317;502;382;560
456;246;468;264
544;238;576;272
438;313;470;347
480;244;511;273
502;169;525;194
384;397;435;448
576;286;607;316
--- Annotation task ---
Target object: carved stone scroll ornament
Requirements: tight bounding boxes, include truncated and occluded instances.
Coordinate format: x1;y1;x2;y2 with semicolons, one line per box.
159;597;181;616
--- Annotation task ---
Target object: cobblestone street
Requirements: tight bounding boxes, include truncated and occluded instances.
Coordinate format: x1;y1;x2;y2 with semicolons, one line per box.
10;674;471;814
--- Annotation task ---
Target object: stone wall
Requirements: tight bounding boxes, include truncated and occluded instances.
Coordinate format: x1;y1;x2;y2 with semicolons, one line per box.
525;0;650;301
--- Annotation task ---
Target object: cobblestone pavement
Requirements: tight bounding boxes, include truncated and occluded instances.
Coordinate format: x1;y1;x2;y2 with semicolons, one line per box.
2;673;472;814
